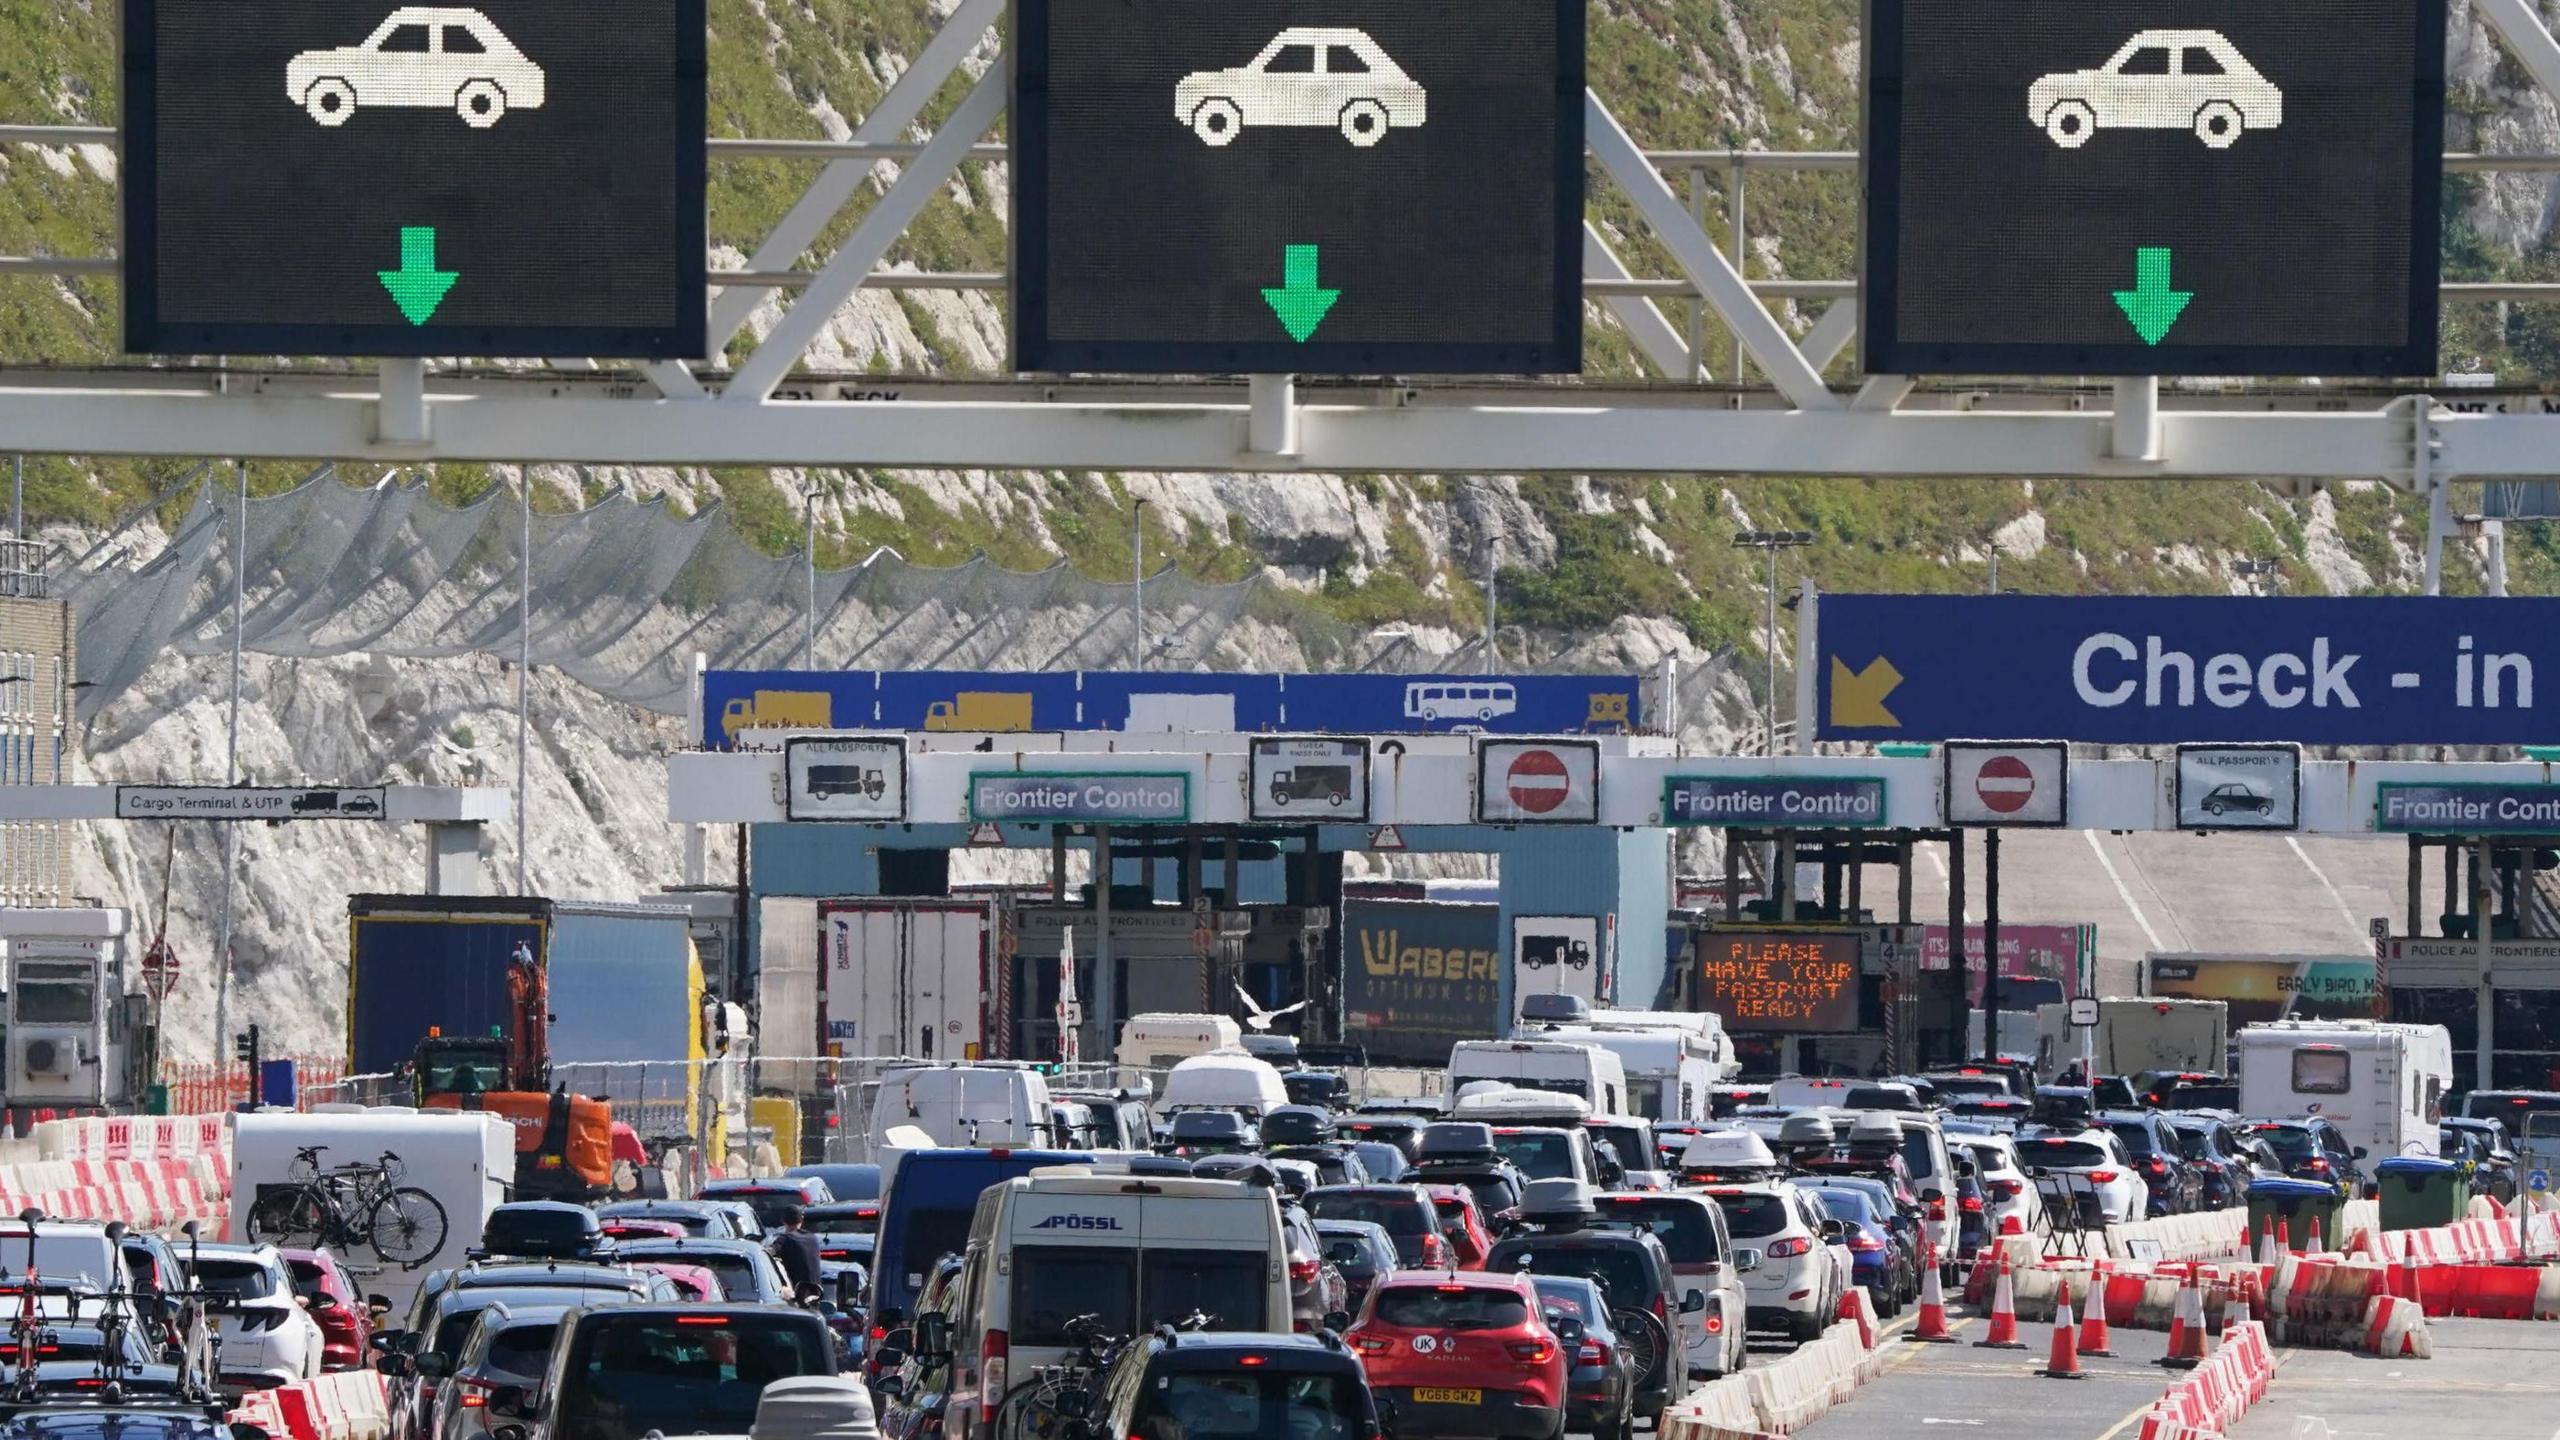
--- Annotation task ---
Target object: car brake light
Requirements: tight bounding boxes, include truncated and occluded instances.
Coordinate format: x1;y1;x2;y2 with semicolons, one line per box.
857;1207;879;1219
674;1317;729;1326
1703;1312;1723;1335
1351;1334;1392;1354
1239;1356;1266;1367
1989;1180;2021;1199
1507;1339;1554;1363
981;1330;1008;1425
1577;1338;1606;1365
1927;1199;1946;1221
2089;1170;2119;1184
2306;1158;2331;1172
869;1326;888;1341
1764;1238;1810;1258
453;1375;494;1409
1290;1257;1318;1286
1848;1235;1884;1253
1960;1196;1984;1214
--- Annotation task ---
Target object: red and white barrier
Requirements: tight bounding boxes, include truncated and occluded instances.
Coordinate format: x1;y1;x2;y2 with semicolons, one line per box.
2132;1320;2276;1440
229;1370;390;1440
1661;1291;1891;1440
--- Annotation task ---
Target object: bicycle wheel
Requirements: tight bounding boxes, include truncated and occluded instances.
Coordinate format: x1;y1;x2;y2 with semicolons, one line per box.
367;1185;449;1265
245;1185;331;1250
1610;1306;1670;1389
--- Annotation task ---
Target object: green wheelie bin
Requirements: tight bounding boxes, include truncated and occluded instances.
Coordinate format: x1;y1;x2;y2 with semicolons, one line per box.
2375;1154;2468;1231
2247;1176;2346;1249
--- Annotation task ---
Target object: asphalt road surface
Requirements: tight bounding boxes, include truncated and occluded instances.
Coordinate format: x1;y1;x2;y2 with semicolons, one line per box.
1790;1310;2560;1440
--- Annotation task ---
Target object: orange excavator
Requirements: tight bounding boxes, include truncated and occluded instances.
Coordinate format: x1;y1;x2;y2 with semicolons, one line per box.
412;943;617;1200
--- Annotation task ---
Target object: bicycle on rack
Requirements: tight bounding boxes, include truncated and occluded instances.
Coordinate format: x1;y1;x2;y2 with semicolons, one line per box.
996;1313;1147;1440
245;1145;450;1267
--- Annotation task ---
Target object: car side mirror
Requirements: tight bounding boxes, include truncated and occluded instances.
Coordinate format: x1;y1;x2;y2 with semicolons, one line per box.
1324;1310;1352;1333
415;1353;451;1380
1734;1252;1761;1273
874;1375;908;1400
913;1313;952;1359
307;1292;338;1312
2352;1147;2369;1160
486;1386;530;1420
1821;1220;1846;1239
1551;1315;1585;1343
368;1331;402;1353
375;1353;413;1379
1680;1290;1706;1314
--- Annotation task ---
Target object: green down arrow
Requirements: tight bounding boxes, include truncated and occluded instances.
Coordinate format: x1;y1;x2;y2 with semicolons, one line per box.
378;225;459;326
2112;246;2191;346
1261;243;1339;343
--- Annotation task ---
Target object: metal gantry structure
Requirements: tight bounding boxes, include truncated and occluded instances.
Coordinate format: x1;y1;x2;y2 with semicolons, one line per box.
6;0;2560;489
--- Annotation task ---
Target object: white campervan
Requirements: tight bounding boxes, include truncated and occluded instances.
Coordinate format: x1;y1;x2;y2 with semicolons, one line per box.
1525;1018;1733;1122
1448;1039;1629;1115
868;1064;1058;1157
1155;1050;1290;1120
2236;1020;2454;1162
1115;1013;1243;1072
933;1172;1291;1440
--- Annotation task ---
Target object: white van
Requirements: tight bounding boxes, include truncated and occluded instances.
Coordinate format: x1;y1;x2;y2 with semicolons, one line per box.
2236;1020;2454;1162
1155;1051;1290;1120
1527;1022;1729;1122
868;1064;1058;1157
232;1108;514;1320
1116;1013;1243;1072
1448;1039;1628;1115
934;1172;1291;1440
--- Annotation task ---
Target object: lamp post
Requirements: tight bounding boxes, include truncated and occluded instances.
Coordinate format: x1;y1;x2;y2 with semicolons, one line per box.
1732;529;1814;754
1131;497;1149;669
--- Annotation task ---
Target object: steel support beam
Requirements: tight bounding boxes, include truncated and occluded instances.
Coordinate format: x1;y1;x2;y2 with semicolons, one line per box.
1581;222;1697;379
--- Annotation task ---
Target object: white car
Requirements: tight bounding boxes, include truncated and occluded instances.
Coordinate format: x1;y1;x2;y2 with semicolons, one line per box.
1173;27;1426;148
2015;1129;2148;1226
1950;1132;2047;1240
1698;1179;1847;1344
286;6;547;129
182;1243;325;1393
2027;29;2282;150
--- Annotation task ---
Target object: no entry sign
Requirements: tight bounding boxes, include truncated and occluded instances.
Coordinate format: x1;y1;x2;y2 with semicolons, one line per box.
1944;741;2068;826
1476;739;1598;824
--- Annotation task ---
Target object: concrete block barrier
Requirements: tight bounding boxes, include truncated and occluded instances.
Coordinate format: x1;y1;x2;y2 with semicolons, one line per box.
229;1371;391;1440
2133;1320;2275;1440
1664;1315;1887;1438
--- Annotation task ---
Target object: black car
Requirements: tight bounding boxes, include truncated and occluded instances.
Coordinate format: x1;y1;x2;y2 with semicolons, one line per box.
1313;1219;1398;1312
2032;1086;2099;1130
2161;1115;2258;1209
2099;1111;2203;1216
2441;1118;2519;1201
1260;1105;1337;1148
1091;1330;1376;1440
1304;1185;1446;1267
1283;1071;1352;1109
1530;1274;1637;1440
1483;1229;1693;1425
1268;1144;1372;1188
2245;1118;2368;1196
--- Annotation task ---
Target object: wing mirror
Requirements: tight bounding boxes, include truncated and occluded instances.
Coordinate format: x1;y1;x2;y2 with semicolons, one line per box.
1733;1251;1761;1273
486;1385;532;1420
1679;1290;1707;1314
912;1312;953;1360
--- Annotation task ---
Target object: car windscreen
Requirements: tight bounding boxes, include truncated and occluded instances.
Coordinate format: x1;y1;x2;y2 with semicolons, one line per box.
2251;1127;2317;1159
434;1303;503;1361
485;1210;595;1254
1590;1202;1719;1263
602;1208;713;1236
2164;1085;2238;1111
1132;1370;1361;1440
805;1209;877;1236
621;1247;759;1300
2105;1123;2160;1157
482;1320;562;1379
1814;1190;1875;1225
187;1258;274;1302
705;1189;807;1230
1491;1131;1575;1181
1929;1076;2011;1101
1491;1244;1655;1307
1304;1193;1426;1236
554;1313;831;1440
2467;1092;2560;1123
2162;1126;2213;1161
1013;1247;1136;1345
880;1205;979;1311
1706;1193;1791;1240
1897;1129;1939;1185
2023;1140;2111;1169
1371;1286;1529;1330
1318;1235;1381;1271
1142;1250;1271;1331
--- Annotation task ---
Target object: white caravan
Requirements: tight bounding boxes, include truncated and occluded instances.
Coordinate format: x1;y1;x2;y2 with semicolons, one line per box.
2236;1020;2454;1162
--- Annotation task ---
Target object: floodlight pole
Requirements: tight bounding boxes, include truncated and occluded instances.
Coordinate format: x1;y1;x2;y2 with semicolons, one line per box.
1733;530;1813;755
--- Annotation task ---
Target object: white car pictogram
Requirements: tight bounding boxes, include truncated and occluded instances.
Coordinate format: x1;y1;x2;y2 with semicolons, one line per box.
286;6;547;129
2027;29;2282;150
1173;27;1426;148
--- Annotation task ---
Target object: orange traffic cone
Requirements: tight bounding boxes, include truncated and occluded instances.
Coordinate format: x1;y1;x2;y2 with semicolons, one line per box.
2279;1217;2292;1254
2402;1252;2424;1311
2257;1222;2277;1266
1975;1255;2027;1349
2158;1270;2208;1370
2079;1275;2117;1357
2041;1281;2087;1378
1908;1240;1959;1344
2308;1215;2325;1254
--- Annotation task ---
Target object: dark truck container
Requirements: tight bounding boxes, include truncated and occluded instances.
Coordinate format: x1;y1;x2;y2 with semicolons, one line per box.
346;895;702;1079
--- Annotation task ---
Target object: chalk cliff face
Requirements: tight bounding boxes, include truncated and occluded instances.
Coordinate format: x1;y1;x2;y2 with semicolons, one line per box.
6;0;2552;1068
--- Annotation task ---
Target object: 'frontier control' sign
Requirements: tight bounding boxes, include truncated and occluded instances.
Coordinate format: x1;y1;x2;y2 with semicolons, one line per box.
2375;782;2560;835
1663;776;1886;828
968;772;1190;824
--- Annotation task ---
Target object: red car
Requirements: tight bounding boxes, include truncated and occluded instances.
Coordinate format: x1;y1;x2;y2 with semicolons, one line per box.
1423;1185;1495;1269
280;1248;373;1372
1347;1271;1566;1440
